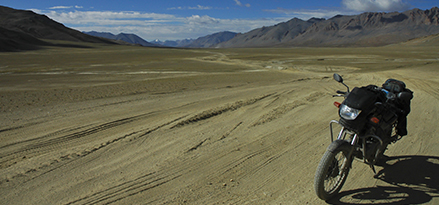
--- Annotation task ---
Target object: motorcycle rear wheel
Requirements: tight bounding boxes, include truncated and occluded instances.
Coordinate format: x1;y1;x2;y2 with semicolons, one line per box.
314;140;353;200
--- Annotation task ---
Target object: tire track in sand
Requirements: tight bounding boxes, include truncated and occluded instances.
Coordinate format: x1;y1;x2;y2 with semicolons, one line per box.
70;93;281;204
0;111;182;169
252;91;325;126
170;93;274;129
66;171;182;205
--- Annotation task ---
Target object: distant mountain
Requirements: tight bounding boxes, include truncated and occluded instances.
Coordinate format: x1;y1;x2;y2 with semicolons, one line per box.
217;7;439;47
84;31;158;47
152;31;237;48
184;31;237;48
152;39;195;47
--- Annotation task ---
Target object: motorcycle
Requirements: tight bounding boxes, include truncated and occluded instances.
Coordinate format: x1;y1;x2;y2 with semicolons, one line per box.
314;73;413;200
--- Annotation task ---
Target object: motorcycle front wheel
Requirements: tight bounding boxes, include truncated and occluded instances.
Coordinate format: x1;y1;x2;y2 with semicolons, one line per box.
314;140;353;200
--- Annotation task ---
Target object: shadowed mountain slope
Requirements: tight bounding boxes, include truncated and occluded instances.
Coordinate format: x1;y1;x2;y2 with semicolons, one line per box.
0;6;117;51
0;27;50;51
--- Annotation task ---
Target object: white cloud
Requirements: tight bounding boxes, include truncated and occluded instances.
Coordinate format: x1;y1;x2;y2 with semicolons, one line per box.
168;5;212;10
189;5;212;10
186;15;220;25
49;5;83;9
342;0;411;12
34;10;177;26
234;0;250;7
49;6;73;9
32;9;282;41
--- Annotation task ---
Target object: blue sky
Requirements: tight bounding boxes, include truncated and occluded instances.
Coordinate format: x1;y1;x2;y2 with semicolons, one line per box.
1;0;437;41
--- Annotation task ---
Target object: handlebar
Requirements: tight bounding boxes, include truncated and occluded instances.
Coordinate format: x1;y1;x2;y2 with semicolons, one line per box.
336;90;347;95
333;90;348;97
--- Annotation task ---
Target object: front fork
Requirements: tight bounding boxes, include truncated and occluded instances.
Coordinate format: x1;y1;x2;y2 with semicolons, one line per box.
329;120;384;173
329;120;357;172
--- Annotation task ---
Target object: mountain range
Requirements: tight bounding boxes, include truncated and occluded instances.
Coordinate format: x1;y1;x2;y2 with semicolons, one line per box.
1;5;439;51
85;31;237;48
151;31;238;48
83;31;158;47
152;39;195;47
218;7;439;47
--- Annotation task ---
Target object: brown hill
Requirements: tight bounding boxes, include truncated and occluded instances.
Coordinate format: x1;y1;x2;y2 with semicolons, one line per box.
0;6;117;51
185;31;237;48
398;33;439;46
217;7;439;47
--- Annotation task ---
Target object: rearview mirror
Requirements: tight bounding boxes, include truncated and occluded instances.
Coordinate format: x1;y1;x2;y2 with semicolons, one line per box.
333;73;350;92
398;91;413;101
333;73;343;83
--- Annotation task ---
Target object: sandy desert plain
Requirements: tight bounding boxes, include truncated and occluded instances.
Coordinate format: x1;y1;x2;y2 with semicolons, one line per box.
1;38;439;205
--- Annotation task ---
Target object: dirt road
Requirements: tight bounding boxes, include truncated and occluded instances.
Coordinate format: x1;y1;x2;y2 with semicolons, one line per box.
1;47;438;204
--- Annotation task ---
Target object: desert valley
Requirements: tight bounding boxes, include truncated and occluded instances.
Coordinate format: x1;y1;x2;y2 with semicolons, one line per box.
1;5;439;205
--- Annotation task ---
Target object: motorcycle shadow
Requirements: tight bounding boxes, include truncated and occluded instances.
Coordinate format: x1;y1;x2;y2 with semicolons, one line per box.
328;155;439;205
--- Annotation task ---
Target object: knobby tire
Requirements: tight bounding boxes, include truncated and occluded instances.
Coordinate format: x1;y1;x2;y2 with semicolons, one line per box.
314;140;353;200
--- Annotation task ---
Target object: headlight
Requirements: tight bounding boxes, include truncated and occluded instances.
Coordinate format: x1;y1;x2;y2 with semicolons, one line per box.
339;104;361;120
